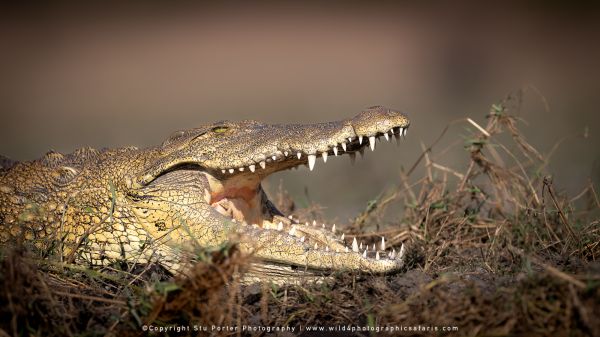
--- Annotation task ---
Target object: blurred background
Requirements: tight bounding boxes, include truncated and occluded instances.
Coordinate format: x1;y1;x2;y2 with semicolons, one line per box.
1;2;599;221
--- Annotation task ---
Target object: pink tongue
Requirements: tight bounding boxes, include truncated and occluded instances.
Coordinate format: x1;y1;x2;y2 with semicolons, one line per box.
212;197;262;225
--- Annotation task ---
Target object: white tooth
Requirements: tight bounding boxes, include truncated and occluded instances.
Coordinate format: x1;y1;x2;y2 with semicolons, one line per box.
381;237;386;251
277;222;283;231
322;151;328;163
297;152;302;159
322;223;325;229
228;168;235;173
362;249;367;258
399;128;404;137
325;246;329;252
232;219;236;223
239;167;244;171
402;127;407;136
345;246;349;253
369;136;376;151
284;151;289;156
384;132;389;141
312;220;317;226
390;128;395;134
331;224;336;233
221;169;226;173
359;242;363;250
260;161;266;169
341;142;347;151
300;236;305;242
249;164;256;172
398;243;405;259
358;135;363;144
308;154;316;171
333;146;338;156
340;233;345;241
314;243;318;249
288;215;293;219
289;225;296;236
352;238;359;252
348;137;353;143
390;248;396;259
305;222;309;226
376;251;380;260
372;244;376;251
349;152;356;164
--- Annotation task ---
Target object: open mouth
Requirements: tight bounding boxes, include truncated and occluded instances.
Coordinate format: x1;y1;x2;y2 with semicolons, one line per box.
204;119;409;263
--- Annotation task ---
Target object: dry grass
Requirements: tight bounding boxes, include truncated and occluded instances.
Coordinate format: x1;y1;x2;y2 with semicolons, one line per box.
1;91;599;336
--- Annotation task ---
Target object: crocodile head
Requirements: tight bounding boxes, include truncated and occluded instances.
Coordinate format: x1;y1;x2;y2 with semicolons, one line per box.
129;106;410;280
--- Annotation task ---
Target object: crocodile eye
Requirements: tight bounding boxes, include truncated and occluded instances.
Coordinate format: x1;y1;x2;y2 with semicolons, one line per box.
211;126;229;133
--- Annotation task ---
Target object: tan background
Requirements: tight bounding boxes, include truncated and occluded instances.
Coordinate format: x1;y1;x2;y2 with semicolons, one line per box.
1;2;599;221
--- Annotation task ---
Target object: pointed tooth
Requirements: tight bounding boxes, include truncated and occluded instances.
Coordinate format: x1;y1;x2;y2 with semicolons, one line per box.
314;243;318;249
305;222;309;226
341;142;347;151
288;215;293;220
308;154;316;171
284;151;289;156
325;246;329;252
372;244;376;251
362;249;367;258
349;152;356;164
228;168;235;173
390;248;396;260
300;236;305;242
249;164;256;172
384;132;390;141
348;137;353;143
398;243;405;259
399;127;404;137
376;251;380;260
221;169;226;173
331;224;336;233
333;146;338;156
352;238;359;252
259;161;266;169
381;237;386;251
239;167;244;171
369;136;376;151
359;242;363;250
322;151;328;163
345;246;349;253
277;222;283;231
312;220;317;226
402;127;407;137
272;155;277;161
297;152;302;159
358;135;363;144
289;225;296;236
322;223;325;229
340;233;345;240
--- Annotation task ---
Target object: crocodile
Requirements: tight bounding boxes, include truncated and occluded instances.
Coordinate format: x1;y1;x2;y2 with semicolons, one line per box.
0;106;410;282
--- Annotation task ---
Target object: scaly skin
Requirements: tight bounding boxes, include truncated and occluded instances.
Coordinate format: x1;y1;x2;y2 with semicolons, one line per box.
0;106;410;279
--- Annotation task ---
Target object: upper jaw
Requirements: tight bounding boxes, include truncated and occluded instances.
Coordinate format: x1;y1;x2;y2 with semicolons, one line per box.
215;106;410;177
